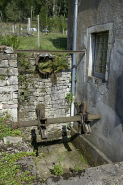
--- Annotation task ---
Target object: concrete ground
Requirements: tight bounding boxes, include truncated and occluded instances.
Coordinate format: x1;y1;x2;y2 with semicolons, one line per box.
36;142;90;178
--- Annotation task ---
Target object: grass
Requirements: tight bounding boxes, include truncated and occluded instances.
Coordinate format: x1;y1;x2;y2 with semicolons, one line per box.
18;32;67;50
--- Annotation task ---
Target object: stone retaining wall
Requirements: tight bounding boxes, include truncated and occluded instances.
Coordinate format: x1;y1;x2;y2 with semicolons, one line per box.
18;56;72;121
0;46;18;121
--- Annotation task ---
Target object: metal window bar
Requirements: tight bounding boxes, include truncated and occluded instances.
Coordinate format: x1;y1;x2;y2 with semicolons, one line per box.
94;33;108;77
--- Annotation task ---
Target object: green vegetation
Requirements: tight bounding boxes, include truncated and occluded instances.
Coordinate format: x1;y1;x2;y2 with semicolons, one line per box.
18;55;34;102
52;156;63;175
1;0;68;23
74;164;83;172
65;92;74;111
0;151;36;184
80;154;87;164
0;75;6;81
0;111;21;140
0;111;38;184
18;32;67;50
38;55;68;84
0;34;20;49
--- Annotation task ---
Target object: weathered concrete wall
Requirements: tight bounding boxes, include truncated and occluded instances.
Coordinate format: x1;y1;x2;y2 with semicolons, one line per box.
0;46;18;121
68;0;123;162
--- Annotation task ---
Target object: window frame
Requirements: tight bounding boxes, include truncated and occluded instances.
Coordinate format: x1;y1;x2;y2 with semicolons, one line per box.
86;23;113;82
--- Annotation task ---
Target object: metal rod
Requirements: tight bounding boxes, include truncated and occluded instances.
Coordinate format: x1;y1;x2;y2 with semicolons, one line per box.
14;49;86;54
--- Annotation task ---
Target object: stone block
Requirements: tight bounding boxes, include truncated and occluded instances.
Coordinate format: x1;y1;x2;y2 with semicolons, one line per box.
4;47;13;54
0;68;7;75
9;60;17;67
0;103;2;109
37;97;44;102
13;92;18;99
4;136;22;144
0;54;9;60
58;93;65;100
0;60;9;67
10;54;17;59
2;104;18;109
30;58;35;66
9;68;18;76
0;79;7;86
4;109;17;122
7;76;18;85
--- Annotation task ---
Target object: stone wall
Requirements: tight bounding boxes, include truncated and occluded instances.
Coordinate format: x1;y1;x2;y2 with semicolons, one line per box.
0;46;18;121
18;55;72;141
18;56;72;121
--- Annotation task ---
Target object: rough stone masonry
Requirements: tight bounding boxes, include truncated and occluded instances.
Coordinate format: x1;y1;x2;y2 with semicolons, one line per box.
0;46;18;122
0;46;72;140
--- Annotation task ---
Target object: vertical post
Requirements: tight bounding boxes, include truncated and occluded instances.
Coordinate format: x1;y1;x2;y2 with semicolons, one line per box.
63;29;64;35
19;24;21;36
12;25;14;33
27;18;31;33
71;0;78;127
31;6;33;21
38;15;40;47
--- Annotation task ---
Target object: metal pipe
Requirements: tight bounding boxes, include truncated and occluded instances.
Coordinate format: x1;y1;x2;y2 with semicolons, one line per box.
71;0;78;127
14;49;86;54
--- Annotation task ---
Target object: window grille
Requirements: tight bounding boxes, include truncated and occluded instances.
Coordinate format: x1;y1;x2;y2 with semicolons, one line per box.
94;33;109;79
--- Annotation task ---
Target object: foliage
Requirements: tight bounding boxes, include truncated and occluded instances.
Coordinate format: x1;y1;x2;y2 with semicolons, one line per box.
1;0;68;22
48;15;67;32
52;156;63;175
18;55;33;102
69;74;77;83
74;164;83;172
65;92;74;111
0;151;36;184
5;1;19;22
39;56;68;74
38;55;69;84
0;111;21;140
0;34;20;49
0;75;6;81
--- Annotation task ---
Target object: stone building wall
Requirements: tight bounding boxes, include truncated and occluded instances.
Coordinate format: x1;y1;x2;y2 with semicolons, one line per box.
67;0;123;162
0;46;18;122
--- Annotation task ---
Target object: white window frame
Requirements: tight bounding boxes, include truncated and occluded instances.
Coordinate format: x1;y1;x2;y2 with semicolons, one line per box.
86;23;113;81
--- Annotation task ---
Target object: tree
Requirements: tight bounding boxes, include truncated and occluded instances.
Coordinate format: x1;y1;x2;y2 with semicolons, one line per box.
5;1;19;22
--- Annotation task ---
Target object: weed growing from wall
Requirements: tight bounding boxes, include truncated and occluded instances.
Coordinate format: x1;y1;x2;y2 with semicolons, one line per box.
51;156;63;175
0;111;21;140
65;92;74;111
18;54;34;102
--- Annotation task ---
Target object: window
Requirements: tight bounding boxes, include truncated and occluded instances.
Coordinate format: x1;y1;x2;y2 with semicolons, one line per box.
87;23;113;82
93;32;109;79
